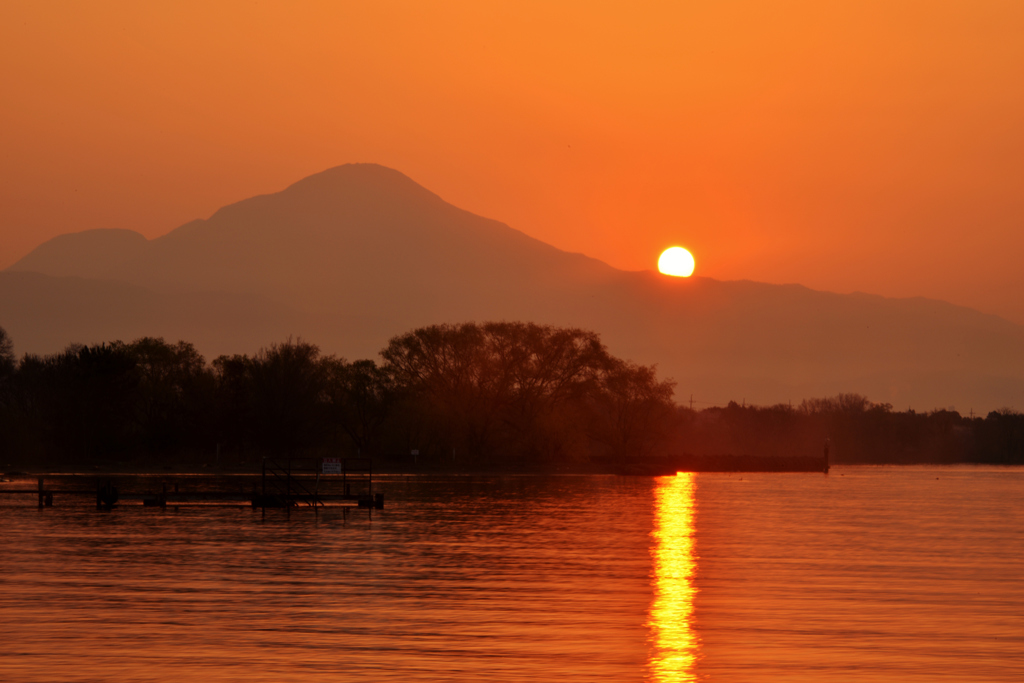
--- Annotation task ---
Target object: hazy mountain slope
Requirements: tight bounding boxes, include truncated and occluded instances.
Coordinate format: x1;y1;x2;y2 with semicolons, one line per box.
10;165;617;323
0;271;318;358
573;272;1024;408
10;229;149;281
6;163;1024;412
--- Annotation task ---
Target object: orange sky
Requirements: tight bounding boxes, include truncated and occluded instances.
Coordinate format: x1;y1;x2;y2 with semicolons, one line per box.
3;1;1024;323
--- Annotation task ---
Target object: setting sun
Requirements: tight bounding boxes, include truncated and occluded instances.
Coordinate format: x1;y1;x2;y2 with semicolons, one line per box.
658;247;695;277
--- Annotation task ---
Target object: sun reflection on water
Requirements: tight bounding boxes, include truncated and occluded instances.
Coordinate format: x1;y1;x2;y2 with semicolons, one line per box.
648;472;699;682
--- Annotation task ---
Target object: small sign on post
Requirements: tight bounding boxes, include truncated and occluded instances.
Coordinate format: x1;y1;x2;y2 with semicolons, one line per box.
322;457;342;474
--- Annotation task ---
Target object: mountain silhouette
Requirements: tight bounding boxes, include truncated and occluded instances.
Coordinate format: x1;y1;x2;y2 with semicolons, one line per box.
4;163;1023;412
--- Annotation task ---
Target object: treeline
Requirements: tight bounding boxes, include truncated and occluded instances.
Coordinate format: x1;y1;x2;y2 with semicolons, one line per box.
0;322;675;471
674;394;1022;466
0;323;1021;472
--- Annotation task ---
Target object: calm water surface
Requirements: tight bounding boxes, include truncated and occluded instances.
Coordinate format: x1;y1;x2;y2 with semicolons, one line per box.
0;467;1021;681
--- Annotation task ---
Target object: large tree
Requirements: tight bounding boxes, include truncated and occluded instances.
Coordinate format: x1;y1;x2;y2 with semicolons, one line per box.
214;338;330;457
381;322;675;465
323;358;397;456
123;337;214;455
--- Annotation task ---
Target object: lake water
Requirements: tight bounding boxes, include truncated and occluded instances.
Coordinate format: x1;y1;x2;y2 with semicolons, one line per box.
0;467;1021;681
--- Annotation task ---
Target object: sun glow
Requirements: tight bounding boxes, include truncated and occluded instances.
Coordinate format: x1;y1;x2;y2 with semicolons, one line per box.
658;247;695;277
648;472;699;681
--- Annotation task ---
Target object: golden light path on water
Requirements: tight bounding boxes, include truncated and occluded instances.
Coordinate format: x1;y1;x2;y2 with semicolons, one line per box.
648;472;699;682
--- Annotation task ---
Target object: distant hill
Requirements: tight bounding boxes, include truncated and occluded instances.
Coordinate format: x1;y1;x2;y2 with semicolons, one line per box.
4;163;1023;412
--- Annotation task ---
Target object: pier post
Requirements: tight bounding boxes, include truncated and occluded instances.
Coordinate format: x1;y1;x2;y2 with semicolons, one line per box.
37;477;44;509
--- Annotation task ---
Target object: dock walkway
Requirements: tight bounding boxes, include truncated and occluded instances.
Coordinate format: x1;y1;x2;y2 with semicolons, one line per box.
0;457;384;512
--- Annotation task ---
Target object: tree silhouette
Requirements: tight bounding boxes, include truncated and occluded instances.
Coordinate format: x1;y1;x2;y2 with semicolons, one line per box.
381;322;676;466
323;358;396;456
124;337;214;457
214;338;329;457
0;326;14;376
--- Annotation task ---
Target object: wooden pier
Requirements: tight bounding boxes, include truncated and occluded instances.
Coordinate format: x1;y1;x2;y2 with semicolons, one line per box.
0;457;384;512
